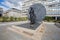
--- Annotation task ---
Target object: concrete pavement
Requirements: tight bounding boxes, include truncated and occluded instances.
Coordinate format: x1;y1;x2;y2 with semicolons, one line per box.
0;25;33;40
0;22;60;40
0;21;29;26
41;24;60;40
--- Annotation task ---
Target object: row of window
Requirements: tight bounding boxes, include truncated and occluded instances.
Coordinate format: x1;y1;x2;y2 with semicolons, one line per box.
47;11;60;15
47;3;60;7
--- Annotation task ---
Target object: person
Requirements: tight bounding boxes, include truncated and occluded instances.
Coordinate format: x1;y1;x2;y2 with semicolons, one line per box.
29;7;36;27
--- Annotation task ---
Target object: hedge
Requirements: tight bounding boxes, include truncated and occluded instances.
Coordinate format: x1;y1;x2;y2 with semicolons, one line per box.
0;17;28;22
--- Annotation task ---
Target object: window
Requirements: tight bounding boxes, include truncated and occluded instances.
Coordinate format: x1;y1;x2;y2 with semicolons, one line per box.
48;4;56;7
42;0;46;1
58;3;60;6
48;5;53;7
40;0;47;1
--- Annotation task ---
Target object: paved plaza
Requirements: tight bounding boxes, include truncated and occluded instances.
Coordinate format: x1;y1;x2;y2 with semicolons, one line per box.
41;23;60;40
0;22;60;40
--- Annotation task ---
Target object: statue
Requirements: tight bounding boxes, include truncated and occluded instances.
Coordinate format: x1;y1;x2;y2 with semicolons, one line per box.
29;7;36;27
28;3;46;28
29;7;36;24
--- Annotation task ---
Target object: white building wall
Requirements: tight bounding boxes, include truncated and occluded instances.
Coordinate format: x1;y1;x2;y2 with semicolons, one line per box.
21;0;60;17
4;11;27;17
8;12;21;17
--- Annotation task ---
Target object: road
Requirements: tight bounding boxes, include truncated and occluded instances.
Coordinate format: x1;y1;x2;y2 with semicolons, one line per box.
0;22;60;40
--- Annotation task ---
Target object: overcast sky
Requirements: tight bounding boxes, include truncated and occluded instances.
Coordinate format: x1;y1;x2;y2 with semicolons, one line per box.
0;0;59;11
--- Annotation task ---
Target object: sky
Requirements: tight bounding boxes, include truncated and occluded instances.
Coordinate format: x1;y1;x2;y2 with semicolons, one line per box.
0;0;60;11
0;0;24;11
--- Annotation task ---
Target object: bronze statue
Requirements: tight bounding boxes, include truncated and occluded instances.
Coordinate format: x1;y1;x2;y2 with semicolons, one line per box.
29;7;36;27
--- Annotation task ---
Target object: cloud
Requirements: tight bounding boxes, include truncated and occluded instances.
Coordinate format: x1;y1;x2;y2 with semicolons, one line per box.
0;6;8;11
13;1;23;10
0;0;25;10
1;1;14;8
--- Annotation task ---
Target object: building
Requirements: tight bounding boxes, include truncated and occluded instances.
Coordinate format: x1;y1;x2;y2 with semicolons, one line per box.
3;8;27;18
21;0;60;20
3;0;60;20
0;8;3;17
46;2;60;20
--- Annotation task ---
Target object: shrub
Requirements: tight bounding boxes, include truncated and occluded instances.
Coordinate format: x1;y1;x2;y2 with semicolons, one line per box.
2;17;8;22
10;17;15;21
20;17;28;21
0;17;28;22
0;17;3;22
44;16;56;22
